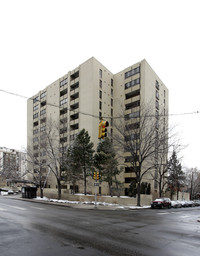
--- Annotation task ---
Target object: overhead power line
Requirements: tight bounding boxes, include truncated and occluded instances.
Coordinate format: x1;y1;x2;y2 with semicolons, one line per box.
0;88;200;120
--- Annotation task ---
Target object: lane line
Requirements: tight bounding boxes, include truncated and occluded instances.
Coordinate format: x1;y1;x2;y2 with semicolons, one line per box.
30;206;45;210
157;212;169;215
9;206;26;211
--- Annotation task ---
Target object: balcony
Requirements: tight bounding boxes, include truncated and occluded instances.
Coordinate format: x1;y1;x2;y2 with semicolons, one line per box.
70;82;79;91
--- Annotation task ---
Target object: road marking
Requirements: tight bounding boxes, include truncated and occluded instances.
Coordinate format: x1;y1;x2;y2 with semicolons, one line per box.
30;206;45;210
157;212;169;215
10;206;26;211
0;207;6;211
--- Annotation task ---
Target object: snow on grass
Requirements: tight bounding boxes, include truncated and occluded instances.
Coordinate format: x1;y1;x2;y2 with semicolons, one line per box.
33;196;150;209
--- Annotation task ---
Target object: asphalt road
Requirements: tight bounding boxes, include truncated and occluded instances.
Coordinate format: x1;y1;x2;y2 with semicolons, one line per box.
0;196;200;256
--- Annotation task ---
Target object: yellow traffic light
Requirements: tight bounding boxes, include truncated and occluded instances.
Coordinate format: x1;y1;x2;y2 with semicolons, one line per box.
101;121;109;139
93;171;97;179
98;121;103;139
98;120;109;139
97;171;99;180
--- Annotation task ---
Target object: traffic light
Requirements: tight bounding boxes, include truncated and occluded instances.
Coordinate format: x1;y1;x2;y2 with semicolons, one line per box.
98;121;103;139
96;171;99;180
98;120;109;139
93;171;97;179
101;120;109;139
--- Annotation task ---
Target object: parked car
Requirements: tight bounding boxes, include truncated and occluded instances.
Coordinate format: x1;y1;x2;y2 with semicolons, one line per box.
193;200;200;206
179;200;189;207
187;200;195;207
171;200;178;208
171;200;182;208
151;198;171;209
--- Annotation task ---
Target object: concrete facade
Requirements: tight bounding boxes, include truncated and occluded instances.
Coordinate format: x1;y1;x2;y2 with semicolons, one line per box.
0;147;26;179
27;57;168;198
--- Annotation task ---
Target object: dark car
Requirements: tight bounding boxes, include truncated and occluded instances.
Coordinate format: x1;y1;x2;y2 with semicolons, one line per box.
151;198;171;209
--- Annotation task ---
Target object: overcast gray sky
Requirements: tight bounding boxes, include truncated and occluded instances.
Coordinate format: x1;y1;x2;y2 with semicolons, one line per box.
0;0;199;168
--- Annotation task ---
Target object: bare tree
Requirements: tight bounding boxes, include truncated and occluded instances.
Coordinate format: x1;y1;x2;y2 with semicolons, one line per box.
152;125;184;198
113;102;168;206
27;119;67;200
185;167;200;200
42;120;67;200
26;146;49;198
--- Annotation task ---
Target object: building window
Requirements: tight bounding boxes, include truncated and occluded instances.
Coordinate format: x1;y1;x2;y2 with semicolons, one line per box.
41;101;46;107
33;105;39;111
156;90;159;99
60;107;68;115
40;118;46;124
60;137;68;143
111;118;113;126
111;88;113;97
33;145;39;150
111;108;113;116
111;98;113;107
33;121;38;127
99;90;102;99
60;88;68;97
99;112;102;118
125;100;140;110
40;109;46;116
125;78;140;90
155;100;159;109
111;79;113;87
156;80;159;90
60;98;68;106
33;96;39;103
125;66;140;79
125;90;140;100
33;129;38;135
40;91;46;99
33;137;38;143
99;69;102;78
60;127;68;134
40;126;46;132
99;80;102;88
60;77;68;87
33;113;38;119
99;101;102;110
125;111;140;120
70;82;79;91
70;71;79;81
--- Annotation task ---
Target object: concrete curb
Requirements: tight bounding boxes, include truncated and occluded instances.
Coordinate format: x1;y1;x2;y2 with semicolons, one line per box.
2;194;150;211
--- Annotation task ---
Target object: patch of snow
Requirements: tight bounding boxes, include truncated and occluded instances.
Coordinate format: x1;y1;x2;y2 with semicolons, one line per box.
1;191;8;196
33;196;150;209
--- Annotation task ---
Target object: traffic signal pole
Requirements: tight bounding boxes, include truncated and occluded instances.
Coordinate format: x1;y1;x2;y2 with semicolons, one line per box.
94;175;97;208
93;171;100;208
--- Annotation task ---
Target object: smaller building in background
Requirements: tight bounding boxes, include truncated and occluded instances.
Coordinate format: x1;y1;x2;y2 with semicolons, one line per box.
0;147;27;180
0;175;6;187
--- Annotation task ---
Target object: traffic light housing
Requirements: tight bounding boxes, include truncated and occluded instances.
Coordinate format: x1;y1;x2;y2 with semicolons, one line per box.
93;171;100;180
98;120;109;139
98;121;103;139
93;171;97;179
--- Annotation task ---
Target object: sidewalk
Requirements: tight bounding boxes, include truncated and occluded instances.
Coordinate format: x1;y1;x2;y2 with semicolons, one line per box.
2;193;150;210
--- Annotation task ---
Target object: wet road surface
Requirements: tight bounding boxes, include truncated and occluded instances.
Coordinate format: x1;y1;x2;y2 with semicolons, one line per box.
0;196;200;256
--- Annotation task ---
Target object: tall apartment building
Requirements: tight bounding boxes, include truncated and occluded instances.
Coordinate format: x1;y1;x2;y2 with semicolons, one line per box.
27;57;168;196
0;147;27;180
